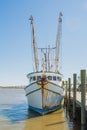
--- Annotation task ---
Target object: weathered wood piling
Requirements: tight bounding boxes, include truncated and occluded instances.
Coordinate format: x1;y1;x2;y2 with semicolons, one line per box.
73;73;77;119
65;69;87;126
81;69;86;125
68;78;71;110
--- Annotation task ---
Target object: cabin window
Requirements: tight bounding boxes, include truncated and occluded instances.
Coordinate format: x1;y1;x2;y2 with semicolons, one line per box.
37;76;41;80
57;77;61;81
48;76;52;80
33;76;36;81
30;77;33;82
53;76;56;81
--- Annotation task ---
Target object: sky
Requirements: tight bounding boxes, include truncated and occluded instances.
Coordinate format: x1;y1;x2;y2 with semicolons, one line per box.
0;0;87;86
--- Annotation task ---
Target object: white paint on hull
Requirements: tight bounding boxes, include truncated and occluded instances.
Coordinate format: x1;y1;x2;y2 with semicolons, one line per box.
25;81;64;109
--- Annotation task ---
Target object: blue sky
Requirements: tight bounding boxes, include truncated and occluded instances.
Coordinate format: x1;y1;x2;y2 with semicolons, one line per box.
0;0;87;86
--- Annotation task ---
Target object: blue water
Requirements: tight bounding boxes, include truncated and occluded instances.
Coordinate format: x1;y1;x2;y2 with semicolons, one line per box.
0;88;85;130
0;103;27;122
0;88;40;125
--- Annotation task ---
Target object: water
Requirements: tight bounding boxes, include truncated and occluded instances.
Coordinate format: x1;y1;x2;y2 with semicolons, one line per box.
0;88;40;130
0;88;85;130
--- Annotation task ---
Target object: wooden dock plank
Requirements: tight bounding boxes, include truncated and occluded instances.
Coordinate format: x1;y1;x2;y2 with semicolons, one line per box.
24;108;69;130
71;92;87;110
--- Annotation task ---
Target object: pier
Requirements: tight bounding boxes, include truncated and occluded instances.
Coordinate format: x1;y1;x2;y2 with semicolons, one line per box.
64;69;87;126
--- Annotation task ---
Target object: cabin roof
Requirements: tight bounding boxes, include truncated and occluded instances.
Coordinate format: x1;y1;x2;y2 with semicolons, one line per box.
27;71;63;77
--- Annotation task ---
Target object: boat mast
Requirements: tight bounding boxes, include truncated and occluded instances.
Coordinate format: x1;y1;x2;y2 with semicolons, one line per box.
55;12;63;72
29;16;39;72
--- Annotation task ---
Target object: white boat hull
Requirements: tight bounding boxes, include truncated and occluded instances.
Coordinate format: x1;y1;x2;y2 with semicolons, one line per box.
24;76;64;114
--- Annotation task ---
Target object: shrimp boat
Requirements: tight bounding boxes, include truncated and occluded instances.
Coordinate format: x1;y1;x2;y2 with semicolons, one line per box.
24;12;64;115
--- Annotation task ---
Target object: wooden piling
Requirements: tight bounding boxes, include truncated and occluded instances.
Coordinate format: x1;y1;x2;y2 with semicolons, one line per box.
65;81;68;117
81;69;86;125
64;81;68;107
68;78;71;109
73;73;77;119
62;81;64;86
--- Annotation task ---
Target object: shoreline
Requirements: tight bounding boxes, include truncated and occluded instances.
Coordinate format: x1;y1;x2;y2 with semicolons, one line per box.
0;86;25;89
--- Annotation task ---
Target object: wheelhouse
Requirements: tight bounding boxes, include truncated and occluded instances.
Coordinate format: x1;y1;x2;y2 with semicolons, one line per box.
28;74;62;83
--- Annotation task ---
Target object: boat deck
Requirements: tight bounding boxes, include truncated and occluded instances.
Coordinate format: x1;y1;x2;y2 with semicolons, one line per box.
24;108;69;130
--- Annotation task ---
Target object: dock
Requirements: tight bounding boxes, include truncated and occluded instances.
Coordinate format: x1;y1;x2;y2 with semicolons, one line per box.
64;69;87;125
24;108;69;130
71;92;87;110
